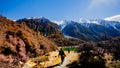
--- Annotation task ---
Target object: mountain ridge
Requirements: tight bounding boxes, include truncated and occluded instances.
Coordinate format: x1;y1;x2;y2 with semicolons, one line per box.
17;17;84;46
52;15;120;42
15;14;120;42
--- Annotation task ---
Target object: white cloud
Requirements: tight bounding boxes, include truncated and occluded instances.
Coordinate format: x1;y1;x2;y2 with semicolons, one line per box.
88;0;118;9
104;14;120;22
82;0;119;19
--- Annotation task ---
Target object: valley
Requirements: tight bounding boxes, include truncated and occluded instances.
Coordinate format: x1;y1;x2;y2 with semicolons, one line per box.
1;0;120;68
0;15;120;68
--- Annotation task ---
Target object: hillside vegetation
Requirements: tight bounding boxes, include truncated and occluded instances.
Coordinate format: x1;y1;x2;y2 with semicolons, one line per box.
0;16;57;67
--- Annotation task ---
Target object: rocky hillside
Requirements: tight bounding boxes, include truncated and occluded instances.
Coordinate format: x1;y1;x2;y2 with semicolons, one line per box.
17;17;61;36
17;18;84;46
0;16;57;67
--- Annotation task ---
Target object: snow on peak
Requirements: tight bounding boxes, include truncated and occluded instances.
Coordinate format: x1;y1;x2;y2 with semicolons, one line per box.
26;16;48;20
104;15;120;22
91;20;99;24
79;18;99;24
79;18;83;23
26;17;40;20
51;20;65;25
51;20;74;30
79;18;88;23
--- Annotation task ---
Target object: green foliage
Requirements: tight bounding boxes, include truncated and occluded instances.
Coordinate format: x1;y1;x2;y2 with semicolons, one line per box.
62;47;78;51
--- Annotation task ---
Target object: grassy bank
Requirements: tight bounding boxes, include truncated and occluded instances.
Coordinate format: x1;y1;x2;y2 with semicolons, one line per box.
62;47;78;51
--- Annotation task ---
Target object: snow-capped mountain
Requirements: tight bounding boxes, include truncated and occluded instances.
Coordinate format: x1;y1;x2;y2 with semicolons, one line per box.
52;15;120;42
16;15;120;42
78;19;120;32
51;20;65;25
79;19;99;24
52;20;74;31
52;20;66;30
96;19;120;31
104;15;120;22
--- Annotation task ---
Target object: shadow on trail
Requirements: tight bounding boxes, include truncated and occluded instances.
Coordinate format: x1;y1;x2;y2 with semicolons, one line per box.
47;63;61;68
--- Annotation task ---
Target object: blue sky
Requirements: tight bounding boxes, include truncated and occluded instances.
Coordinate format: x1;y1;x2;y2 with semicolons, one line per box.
0;0;120;21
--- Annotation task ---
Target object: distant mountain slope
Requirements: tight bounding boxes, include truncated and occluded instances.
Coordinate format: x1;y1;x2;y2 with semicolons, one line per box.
17;17;60;36
17;17;84;46
61;21;100;41
54;18;120;42
17;15;120;42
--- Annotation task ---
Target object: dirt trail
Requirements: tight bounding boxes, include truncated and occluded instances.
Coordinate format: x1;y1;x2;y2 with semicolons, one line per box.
23;51;79;68
55;52;79;68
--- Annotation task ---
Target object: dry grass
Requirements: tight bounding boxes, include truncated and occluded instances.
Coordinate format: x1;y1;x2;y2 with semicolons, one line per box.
0;16;58;67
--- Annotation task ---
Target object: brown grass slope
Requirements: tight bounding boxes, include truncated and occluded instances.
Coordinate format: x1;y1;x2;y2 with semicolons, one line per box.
0;16;57;67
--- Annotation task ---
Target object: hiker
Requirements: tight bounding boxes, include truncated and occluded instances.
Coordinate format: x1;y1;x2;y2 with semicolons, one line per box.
68;49;70;53
58;48;66;64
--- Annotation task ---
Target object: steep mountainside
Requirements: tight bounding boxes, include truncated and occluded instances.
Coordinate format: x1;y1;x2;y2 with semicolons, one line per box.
17;17;60;36
0;16;57;67
61;21;99;41
17;18;84;46
54;19;120;42
16;15;120;42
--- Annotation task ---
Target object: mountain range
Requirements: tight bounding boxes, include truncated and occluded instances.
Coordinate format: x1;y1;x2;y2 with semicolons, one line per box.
52;15;120;42
16;15;120;42
0;14;120;67
3;15;120;42
17;17;84;46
